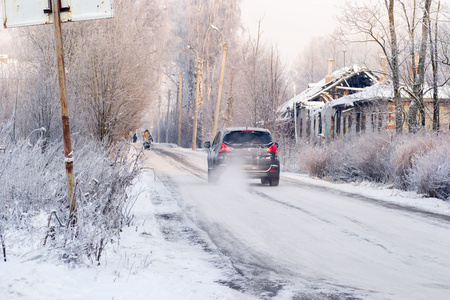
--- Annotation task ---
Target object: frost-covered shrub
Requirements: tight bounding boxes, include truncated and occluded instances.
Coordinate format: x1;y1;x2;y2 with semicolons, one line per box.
300;133;391;183
347;133;391;183
0;125;142;264
296;130;449;201
279;138;302;173
389;132;430;189
45;139;141;264
408;135;449;200
300;145;333;178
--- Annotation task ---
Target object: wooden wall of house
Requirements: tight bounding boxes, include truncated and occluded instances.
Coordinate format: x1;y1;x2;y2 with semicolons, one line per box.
385;99;450;132
291;98;448;144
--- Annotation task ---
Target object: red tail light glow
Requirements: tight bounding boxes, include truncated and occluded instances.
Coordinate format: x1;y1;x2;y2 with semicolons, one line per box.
267;144;278;154
218;143;231;153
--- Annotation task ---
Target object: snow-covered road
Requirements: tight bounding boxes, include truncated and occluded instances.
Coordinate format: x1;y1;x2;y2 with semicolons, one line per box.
147;144;450;299
2;143;449;300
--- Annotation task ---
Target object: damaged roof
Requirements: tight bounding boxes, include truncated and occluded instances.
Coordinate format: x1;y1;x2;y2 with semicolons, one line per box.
328;83;450;109
278;65;379;118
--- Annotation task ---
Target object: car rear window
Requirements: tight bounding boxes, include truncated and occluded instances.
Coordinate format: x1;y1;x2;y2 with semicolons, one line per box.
223;131;273;145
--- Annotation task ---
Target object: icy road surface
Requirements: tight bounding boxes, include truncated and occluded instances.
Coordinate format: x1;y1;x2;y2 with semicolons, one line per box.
146;143;450;300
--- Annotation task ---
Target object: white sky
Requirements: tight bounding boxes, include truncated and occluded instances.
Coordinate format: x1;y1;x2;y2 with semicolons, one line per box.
240;0;450;63
240;0;347;63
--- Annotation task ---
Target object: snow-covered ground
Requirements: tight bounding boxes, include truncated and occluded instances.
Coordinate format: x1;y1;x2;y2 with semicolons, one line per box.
1;144;449;299
0;167;253;300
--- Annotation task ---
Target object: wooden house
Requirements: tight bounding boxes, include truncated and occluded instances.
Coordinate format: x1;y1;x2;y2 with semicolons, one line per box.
278;62;449;142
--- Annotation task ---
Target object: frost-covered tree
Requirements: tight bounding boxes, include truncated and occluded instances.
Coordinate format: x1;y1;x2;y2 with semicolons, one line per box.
6;0;168;146
65;0;168;145
339;0;403;132
233;21;290;134
339;0;449;133
169;0;241;145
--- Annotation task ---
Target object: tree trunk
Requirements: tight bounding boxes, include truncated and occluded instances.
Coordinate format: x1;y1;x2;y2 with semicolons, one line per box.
409;0;431;132
431;1;440;131
386;0;403;133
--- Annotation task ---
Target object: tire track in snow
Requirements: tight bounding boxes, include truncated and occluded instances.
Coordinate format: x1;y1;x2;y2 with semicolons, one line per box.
281;177;450;224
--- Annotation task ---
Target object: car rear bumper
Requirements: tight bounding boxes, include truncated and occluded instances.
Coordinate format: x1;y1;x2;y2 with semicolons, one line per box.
215;162;280;179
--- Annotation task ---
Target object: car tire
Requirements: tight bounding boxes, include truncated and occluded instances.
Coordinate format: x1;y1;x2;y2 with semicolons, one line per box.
269;177;279;186
261;178;270;185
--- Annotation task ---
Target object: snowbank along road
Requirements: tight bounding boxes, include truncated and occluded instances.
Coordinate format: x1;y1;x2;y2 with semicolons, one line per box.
145;143;450;300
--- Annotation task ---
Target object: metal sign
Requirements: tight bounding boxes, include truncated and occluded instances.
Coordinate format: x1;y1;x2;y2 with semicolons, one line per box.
2;0;113;28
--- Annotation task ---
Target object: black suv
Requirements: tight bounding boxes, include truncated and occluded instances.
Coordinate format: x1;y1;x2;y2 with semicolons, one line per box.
204;127;280;186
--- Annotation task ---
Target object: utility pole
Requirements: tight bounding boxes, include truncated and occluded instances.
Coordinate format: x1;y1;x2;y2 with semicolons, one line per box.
157;96;161;143
192;59;201;151
227;67;234;127
166;90;171;144
213;43;227;136
52;0;75;222
178;71;183;147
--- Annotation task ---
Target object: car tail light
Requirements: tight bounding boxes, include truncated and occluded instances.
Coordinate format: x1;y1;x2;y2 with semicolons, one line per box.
218;143;231;153
267;143;278;154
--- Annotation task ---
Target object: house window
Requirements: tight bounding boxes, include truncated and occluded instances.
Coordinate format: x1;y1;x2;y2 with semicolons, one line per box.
343;116;347;135
336;110;341;136
318;112;322;134
348;114;353;132
361;109;366;132
314;117;316;137
371;114;375;132
331;116;335;139
307;111;311;138
356;111;361;133
378;112;383;131
300;117;303;138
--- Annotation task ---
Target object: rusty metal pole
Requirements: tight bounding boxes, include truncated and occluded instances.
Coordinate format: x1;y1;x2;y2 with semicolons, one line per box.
52;0;75;220
177;71;183;147
213;43;227;136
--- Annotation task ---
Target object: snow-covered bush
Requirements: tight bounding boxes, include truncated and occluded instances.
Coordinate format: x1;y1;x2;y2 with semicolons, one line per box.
279;137;302;173
295;130;448;201
389;132;429;189
300;133;391;183
300;144;335;178
407;134;449;200
0;124;142;264
344;133;391;183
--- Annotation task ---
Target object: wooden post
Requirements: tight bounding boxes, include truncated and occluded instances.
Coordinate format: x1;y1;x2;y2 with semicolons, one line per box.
227;67;234;127
166;90;171;143
192;59;201;151
213;43;227;136
52;0;75;221
178;71;183;147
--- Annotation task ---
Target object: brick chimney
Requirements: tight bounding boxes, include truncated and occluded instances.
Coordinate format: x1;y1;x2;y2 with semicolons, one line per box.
325;58;334;83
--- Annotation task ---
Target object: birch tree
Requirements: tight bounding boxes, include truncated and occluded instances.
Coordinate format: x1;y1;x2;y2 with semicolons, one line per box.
235;22;289;134
170;0;241;145
402;0;432;131
339;0;403;132
10;0;167;147
66;0;167;145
